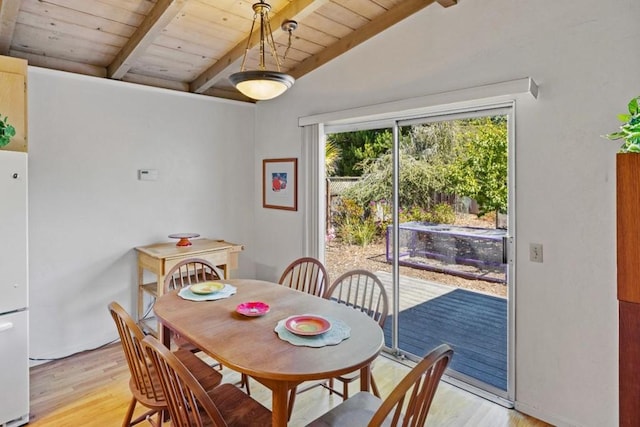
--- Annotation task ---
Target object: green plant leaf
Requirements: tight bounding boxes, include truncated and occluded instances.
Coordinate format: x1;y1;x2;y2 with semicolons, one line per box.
605;131;625;140
628;97;640;115
0;115;15;147
603;97;640;153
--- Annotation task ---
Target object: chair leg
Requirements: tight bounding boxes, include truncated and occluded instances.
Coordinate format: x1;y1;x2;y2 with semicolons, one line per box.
343;380;349;400
240;373;251;395
145;415;158;427
144;411;164;427
288;387;297;421
371;374;380;398
130;409;160;427
122;398;137;427
327;378;335;395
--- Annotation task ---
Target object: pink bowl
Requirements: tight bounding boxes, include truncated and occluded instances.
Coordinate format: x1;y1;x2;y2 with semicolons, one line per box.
236;301;270;317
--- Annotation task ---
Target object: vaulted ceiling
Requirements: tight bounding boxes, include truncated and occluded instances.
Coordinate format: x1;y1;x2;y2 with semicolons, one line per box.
0;0;456;102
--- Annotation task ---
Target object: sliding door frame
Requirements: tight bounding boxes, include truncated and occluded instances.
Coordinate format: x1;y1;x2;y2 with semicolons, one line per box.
300;78;537;405
392;105;515;405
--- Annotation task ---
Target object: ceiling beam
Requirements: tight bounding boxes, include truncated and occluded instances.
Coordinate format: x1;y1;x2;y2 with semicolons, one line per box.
0;0;21;55
204;87;255;103
287;0;454;80
190;0;329;94
12;50;108;78
122;73;190;92
108;0;187;80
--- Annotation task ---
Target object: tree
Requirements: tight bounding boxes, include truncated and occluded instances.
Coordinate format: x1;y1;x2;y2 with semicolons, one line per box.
344;122;461;206
329;116;508;218
446;117;508;215
327;129;392;176
325;140;341;176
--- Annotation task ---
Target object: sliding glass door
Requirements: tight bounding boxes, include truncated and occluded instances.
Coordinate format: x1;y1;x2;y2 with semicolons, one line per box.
322;105;515;403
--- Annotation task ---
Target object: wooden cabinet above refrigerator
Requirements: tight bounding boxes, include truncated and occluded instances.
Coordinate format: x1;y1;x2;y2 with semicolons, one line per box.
0;56;27;153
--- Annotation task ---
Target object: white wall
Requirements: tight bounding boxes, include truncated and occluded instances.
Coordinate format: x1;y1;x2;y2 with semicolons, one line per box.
27;68;256;360
22;0;639;423
253;0;640;425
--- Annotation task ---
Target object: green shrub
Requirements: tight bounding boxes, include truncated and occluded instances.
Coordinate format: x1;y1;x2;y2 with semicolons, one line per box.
430;203;456;224
337;216;378;247
333;197;458;247
397;203;454;224
352;220;378;246
333;198;381;246
399;205;431;223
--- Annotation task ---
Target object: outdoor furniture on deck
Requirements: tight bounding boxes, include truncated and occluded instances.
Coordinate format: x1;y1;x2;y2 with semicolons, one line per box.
386;222;507;283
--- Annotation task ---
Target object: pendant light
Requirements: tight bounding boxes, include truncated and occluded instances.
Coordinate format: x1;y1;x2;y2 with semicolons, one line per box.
229;1;297;101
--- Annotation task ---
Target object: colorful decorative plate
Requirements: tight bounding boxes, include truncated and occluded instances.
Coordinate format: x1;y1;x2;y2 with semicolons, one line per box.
236;301;270;317
189;281;225;295
285;315;332;336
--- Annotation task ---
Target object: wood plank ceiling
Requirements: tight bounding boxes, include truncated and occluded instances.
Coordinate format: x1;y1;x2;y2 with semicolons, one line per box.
0;0;456;102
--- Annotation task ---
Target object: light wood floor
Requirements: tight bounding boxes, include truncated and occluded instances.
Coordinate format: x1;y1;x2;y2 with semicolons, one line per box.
28;342;551;426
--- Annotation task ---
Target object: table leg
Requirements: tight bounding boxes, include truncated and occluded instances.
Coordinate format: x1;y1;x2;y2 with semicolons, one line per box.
252;377;302;426
160;323;171;349
137;265;144;323
270;381;289;427
360;364;372;392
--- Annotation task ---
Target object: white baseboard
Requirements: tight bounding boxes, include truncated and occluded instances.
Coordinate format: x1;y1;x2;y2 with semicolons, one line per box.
515;401;581;427
29;332;118;367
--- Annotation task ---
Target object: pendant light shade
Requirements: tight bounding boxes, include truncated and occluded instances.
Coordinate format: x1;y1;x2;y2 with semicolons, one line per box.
229;70;294;101
231;1;297;101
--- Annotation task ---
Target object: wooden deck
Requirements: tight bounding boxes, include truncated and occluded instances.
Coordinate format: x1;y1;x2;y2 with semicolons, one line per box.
375;271;508;391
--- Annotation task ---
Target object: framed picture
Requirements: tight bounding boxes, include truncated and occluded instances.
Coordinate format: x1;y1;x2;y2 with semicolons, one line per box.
263;158;298;211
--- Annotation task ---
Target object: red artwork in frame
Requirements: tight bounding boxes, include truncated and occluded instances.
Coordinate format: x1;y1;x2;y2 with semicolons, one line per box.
263;158;297;211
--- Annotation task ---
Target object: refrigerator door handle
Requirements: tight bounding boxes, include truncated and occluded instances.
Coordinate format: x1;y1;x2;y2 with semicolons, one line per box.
0;322;14;332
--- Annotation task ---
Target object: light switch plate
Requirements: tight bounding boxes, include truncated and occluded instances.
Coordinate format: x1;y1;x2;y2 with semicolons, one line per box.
530;243;543;263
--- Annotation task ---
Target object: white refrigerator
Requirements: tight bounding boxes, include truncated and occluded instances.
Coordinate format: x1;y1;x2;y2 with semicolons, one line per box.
0;151;29;426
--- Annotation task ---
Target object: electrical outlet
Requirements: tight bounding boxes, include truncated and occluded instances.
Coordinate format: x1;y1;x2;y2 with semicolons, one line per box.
530;243;543;263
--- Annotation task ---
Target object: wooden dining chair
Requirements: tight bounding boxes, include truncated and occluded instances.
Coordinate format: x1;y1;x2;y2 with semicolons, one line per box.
108;301;222;427
163;258;223;352
287;269;389;419
278;257;328;297
305;344;453;427
164;257;223;294
278;257;328;418
163;258;251;394
323;269;389;400
141;335;273;427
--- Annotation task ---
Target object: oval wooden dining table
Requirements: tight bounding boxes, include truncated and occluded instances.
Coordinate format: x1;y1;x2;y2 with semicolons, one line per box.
153;278;385;427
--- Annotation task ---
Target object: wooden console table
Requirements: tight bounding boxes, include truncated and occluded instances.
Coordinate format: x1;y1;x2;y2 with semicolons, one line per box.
135;238;243;336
